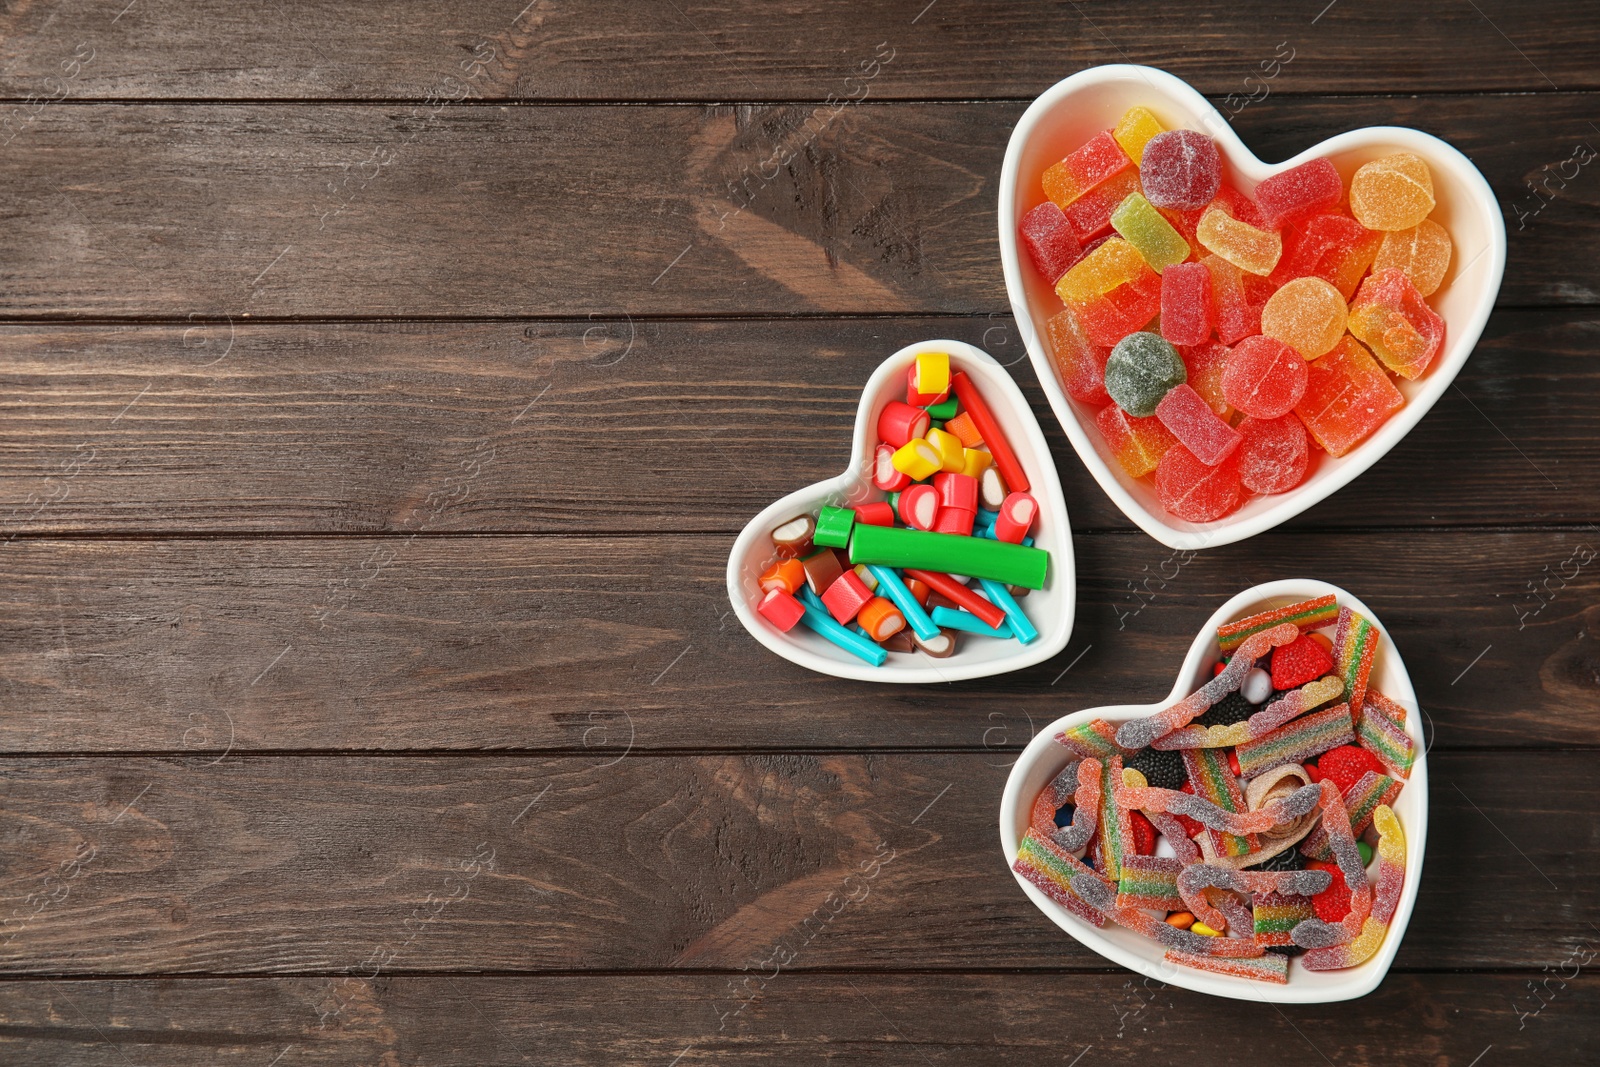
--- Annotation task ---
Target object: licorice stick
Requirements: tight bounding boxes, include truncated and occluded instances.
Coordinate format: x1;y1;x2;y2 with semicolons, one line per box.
949;371;1030;492
794;587;887;666
902;568;1007;629
852;524;1049;589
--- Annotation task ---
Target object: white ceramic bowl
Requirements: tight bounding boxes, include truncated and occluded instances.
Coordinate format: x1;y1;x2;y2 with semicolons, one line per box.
999;579;1428;1002
998;65;1507;550
726;340;1074;682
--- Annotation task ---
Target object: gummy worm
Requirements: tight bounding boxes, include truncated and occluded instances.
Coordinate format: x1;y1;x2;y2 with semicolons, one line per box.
1116;782;1322;836
1151;676;1346;750
1290;780;1375;948
1176;864;1332;931
1029;759;1101;854
1070;873;1265;959
1303;805;1405;971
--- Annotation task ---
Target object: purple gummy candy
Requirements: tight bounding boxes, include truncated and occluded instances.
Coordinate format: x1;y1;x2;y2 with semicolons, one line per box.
1141;130;1223;211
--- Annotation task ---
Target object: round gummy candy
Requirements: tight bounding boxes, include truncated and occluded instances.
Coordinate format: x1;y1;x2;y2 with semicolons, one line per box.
1349;152;1435;232
1236;413;1310;494
1156;444;1243;522
1373;218;1452;297
1221;335;1308;420
1260;276;1348;359
1139;130;1222;211
1104;332;1187;417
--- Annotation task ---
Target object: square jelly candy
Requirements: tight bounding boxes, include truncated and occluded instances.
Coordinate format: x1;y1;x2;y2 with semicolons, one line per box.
1179;341;1232;417
1157;444;1244;523
1294;335;1405;457
1160;261;1215;347
1255;158;1342;230
1019;202;1085;282
1155;383;1241;466
1058;238;1162;347
1111;192;1191;274
1205;254;1273;345
1096;403;1177;477
1043;131;1132;209
1046;309;1111;406
1271;214;1382;301
1347;267;1445;380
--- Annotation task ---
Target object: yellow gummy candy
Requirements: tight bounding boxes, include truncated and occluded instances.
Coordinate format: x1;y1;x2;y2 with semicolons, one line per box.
1373;218;1452;297
915;351;950;396
1350;152;1435;232
1196;208;1282;276
1113;106;1165;166
1260;276;1348;359
1056;237;1146;304
1348;306;1427;366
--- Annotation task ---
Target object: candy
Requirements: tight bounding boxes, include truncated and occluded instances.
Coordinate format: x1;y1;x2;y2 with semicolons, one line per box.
813;505;856;549
1220;335;1307;420
1260;276;1347;359
978;467;1007;511
1140;130;1222;211
1253;889;1316;947
1293;335;1405;457
902;568;1009;629
1175;864;1331;932
1112;106;1165;166
1235;702;1355;779
1349;152;1434;231
1156;446;1243;524
878;401;931;449
1303;804;1404;969
1182;746;1256;859
1242;764;1323;869
862;566;938;640
1057;718;1133;761
1110;192;1191;273
1271;633;1336;691
771;515;816;557
1197;208;1282;276
1164;948;1288;984
854;502;894;527
1069;873;1266;958
934;472;980;514
1160;261;1215;346
1316;745;1385;795
1042;130;1133;208
821;568;874;623
890;439;942;481
1179;340;1232;416
759;559;805;595
925;427;967;474
852;526;1049;590
1104;332;1186;417
1063;170;1141;240
794;586;888;666
914;351;951;399
1118;624;1300;750
1151;676;1345;750
993;492;1037;545
1347;267;1446;380
912;629;956;657
1300;770;1403;861
1095;404;1178;478
1058;237;1156;315
932;604;1012;638
1032;759;1101;852
1155;382;1241;466
1118;781;1322;838
1373;218;1452;297
1057;238;1164;345
949;372;1030;494
873;443;912;492
897;483;941;531
943;411;983;449
800;548;846;596
1236;414;1310;495
1020;201;1087;282
1117;854;1186;911
1045;309;1112;406
1205;254;1272;344
1333;606;1380;719
1013;829;1107;926
1356;689;1416;778
1271;213;1382;300
1095;755;1134;882
757;588;806;632
1217;594;1339;652
855;596;905;642
906;367;948;408
961;448;992;480
1255;158;1343;230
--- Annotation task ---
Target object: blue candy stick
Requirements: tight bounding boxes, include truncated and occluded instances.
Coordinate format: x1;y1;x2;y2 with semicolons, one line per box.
796;587;888;666
978;578;1038;644
865;564;939;640
931;605;1013;639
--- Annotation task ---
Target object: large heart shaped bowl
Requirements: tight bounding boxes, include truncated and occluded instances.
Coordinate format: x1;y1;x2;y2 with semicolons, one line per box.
999;579;1428;1002
999;65;1507;550
726;340;1075;683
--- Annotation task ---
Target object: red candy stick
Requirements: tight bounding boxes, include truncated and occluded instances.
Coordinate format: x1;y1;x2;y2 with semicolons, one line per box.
932;507;975;536
902;568;1007;630
896;484;941;531
993;491;1038;544
854;501;895;527
877;400;930;449
872;443;911;492
933;472;979;511
949;372;1029;493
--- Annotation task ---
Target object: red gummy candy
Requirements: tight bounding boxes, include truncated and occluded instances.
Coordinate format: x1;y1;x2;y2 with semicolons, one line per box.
1270;633;1335;690
1156;445;1244;523
1160;260;1215;347
1176;779;1205;838
1130;810;1157;855
1236;414;1310;494
1227;749;1242;777
1307;859;1352;922
1316;745;1388;795
1141;130;1222;211
1255;158;1343;229
1155;383;1241;466
1221;335;1308;420
1019;201;1085;282
1272;213;1383;300
1046;308;1111;406
1206;255;1275;345
1064;171;1141;240
1210;182;1268;230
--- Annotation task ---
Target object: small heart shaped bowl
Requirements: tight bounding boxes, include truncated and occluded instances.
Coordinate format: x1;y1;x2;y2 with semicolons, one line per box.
999;579;1428;1002
999;64;1507;550
726;340;1075;682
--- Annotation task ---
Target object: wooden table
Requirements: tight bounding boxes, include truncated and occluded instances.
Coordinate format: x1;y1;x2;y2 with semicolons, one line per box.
1;2;1596;1062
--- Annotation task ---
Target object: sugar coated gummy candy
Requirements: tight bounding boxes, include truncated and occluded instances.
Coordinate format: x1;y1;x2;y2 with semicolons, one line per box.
1236;414;1310;494
1112;106;1165;166
1234;702;1355;778
1202;255;1263;345
1303;804;1404;970
1260;276;1348;359
1272;213;1382;300
1057;238;1162;347
1117;623;1298;748
1217;595;1338;652
1012;829;1107;927
1357;689;1416;778
1293;335;1405;457
1095;756;1134;882
1160;261;1215;347
1019;202;1085;282
1116;853;1185;911
1197;207;1282;276
1181;746;1256;858
1056;718;1133;760
1221;335;1308;420
1347;268;1446;380
1140;130;1222;211
1179;341;1232;416
1155;383;1241;466
1373;218;1452;297
1064;170;1141;240
1104;332;1186;417
1043;130;1132;209
1333;605;1379;719
1046;308;1111;406
1110;192;1191;273
1349;152;1435;231
1096;403;1177;477
1255;158;1343;229
1157;446;1243;523
1165;948;1289;984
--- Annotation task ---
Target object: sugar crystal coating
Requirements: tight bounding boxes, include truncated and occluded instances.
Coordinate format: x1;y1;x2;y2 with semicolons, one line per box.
1156;445;1243;523
1261;276;1348;359
1104;332;1187;417
1197;207;1282;277
1293;335;1405;457
1372;218;1452;297
1096;403;1178;477
1111;192;1191;273
1255;158;1343;229
1349;152;1434;231
1347;268;1445;379
1222;335;1308;419
1140;130;1223;211
1179;340;1233;416
1160;261;1215;346
1237;414;1310;494
1155;382;1241;466
1112;106;1165;166
1046;308;1111;406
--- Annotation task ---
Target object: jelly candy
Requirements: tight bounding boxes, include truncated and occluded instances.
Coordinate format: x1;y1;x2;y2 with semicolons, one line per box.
1104;332;1186;417
1111;192;1191;273
1095;756;1134;882
1221;335;1307;420
1156;446;1242;523
1271;213;1382;300
1349;152;1434;231
1116;853;1185;911
1031;759;1101;853
1175;865;1330;933
1069;873;1267;958
1347;267;1446;379
1046;309;1111;406
1303;805;1404;970
1013;829;1107;926
1204;253;1272;344
1155;383;1241;466
1289;780;1373;946
1179;340;1232;416
1160;261;1215;346
1112;106;1165;166
1115;622;1298;749
1293;335;1405;457
1150;676;1344;751
1270;632;1336;691
1063;170;1141;240
1255;158;1343;229
1217;594;1338;652
1356;689;1416;778
1300;769;1402;861
1234;702;1355;778
1117;781;1322;837
1096;403;1177;478
1236;413;1309;494
1139;130;1222;211
1043;130;1133;208
1164;948;1288;984
1019;201;1085;282
1057;238;1163;347
1260;276;1348;359
1333;605;1379;719
1372;218;1451;297
1056;718;1133;760
1197;207;1282;276
1181;746;1256;859
1253;890;1316;948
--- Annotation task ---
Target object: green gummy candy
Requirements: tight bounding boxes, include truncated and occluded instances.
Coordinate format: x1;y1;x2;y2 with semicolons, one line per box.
1104;332;1186;417
925;396;960;420
813;505;856;549
1110;192;1191;274
1357;840;1374;866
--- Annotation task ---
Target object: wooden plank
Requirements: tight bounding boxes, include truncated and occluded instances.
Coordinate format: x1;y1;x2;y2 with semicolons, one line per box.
0;310;1591;537
0;96;1594;317
0;973;1591;1064
0;530;1593;753
0;751;1590;974
0;0;1593;100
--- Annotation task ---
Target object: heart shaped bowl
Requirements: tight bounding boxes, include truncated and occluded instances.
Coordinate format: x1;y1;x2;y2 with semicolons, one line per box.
726;339;1074;683
999;579;1428;1002
999;64;1507;551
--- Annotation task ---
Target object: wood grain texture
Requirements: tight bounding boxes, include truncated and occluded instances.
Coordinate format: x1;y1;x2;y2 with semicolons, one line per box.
0;973;1590;1065
0;310;1593;537
0;0;1593;99
0;531;1593;754
0;752;1593;974
0;96;1595;317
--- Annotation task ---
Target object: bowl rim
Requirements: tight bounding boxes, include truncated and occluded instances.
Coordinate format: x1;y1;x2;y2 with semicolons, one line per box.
724;338;1076;682
997;63;1508;550
997;578;1429;1002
